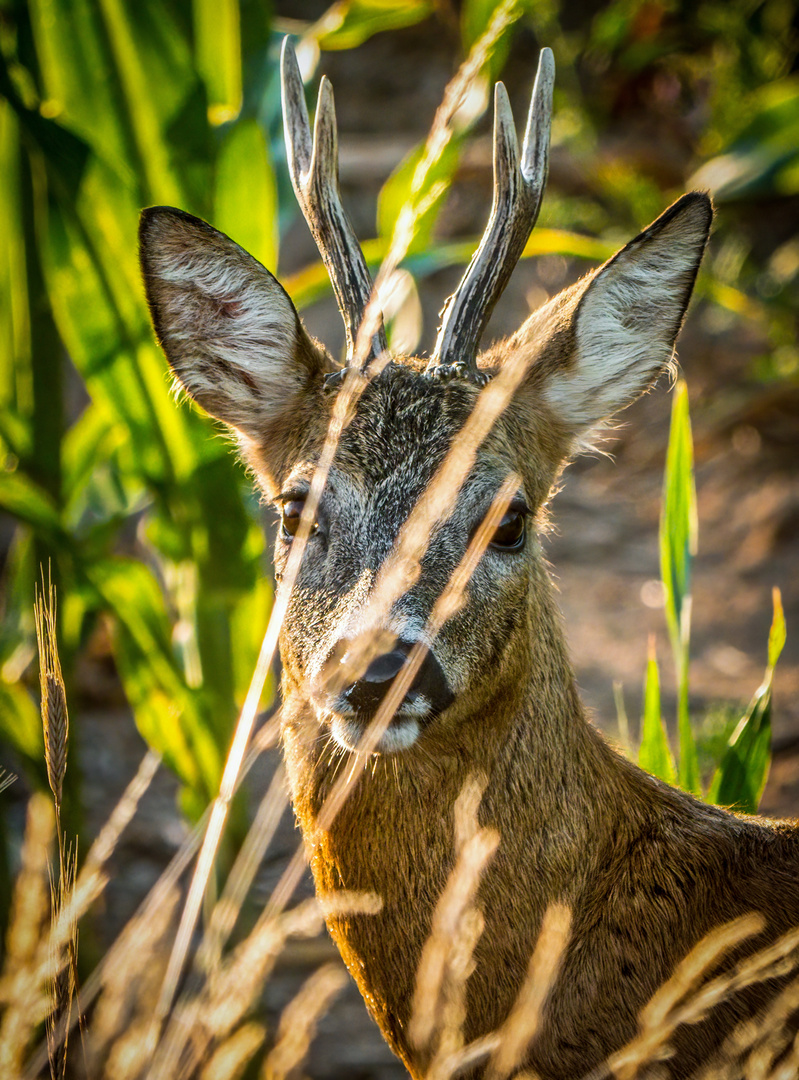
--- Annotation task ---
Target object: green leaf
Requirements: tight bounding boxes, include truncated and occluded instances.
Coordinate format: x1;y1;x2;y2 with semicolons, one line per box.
0;470;62;535
707;590;786;813
311;0;434;51
660;381;696;656
89;557;225;811
692;77;799;201
377;135;465;256
62;403;118;503
0;680;45;782
768;587;787;670
215;119;278;273
193;0;242;125
27;0;136;183
638;640;676;786
95;0;196;207
660;380;699;794
0;102;32;444
461;0;516;79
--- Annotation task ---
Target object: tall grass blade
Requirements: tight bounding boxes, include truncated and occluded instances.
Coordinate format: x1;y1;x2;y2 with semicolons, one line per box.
660;380;699;794
637;637;677;786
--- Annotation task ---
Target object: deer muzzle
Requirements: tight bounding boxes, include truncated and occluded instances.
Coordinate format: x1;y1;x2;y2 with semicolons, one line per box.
316;636;455;753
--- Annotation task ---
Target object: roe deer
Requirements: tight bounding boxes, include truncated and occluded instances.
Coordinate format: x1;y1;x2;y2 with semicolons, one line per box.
139;40;799;1080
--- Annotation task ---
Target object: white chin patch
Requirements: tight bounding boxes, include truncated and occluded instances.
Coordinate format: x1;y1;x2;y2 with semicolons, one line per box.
328;714;422;755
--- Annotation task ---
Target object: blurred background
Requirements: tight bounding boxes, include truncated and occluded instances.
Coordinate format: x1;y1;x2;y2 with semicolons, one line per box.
0;0;798;1075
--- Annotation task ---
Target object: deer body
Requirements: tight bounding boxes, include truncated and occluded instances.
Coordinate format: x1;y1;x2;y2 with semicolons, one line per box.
274;367;799;1079
140;41;799;1078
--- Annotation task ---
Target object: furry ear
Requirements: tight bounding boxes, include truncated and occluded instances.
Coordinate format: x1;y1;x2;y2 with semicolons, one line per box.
498;193;712;434
139;207;334;439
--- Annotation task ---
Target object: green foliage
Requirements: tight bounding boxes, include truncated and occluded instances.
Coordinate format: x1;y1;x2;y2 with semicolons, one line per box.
0;0;276;821
310;0;435;52
633;385;786;813
707;591;786;813
694;77;799;200
660;380;699;794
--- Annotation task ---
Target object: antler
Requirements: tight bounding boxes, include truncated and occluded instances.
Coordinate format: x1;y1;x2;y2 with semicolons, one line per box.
426;49;555;386
280;38;387;368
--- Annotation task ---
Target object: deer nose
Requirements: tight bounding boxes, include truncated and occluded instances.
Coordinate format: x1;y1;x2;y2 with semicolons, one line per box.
341;642;411;715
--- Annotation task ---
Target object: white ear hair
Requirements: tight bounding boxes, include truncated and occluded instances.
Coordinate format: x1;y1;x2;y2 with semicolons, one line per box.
544;193;712;431
139;207;330;438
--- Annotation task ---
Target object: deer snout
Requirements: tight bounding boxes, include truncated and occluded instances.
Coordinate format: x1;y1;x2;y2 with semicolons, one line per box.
342;646;410;714
321;637;455;752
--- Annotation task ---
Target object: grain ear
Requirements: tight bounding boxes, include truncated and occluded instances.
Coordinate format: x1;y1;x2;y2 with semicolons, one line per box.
498;193;712;438
139;207;333;439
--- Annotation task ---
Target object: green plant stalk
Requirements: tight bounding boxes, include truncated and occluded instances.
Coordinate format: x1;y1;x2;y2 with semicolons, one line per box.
660;382;700;795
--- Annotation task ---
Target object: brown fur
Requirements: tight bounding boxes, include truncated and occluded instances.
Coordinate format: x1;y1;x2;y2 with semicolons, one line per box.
139;191;799;1078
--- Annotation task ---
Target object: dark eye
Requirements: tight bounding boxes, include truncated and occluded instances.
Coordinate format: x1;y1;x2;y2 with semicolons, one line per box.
490;509;526;551
281;499;314;540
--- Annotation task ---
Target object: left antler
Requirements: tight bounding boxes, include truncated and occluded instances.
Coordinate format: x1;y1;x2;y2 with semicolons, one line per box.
281;38;387;367
426;49;555;385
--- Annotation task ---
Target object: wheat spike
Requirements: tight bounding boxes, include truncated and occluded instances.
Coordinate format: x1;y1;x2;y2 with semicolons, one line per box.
34;574;68;811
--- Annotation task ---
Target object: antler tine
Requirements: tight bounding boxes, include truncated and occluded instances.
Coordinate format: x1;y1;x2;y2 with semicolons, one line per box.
280;38;387;368
426;48;555;385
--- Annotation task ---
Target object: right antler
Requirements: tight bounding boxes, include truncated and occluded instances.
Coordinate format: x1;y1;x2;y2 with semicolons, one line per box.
426;49;555;386
281;38;387;369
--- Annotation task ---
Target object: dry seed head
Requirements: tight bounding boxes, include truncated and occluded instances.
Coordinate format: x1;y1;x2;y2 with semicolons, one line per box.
261;963;347;1080
34;580;69;808
410;776;499;1053
0;792;54;1078
486;902;572;1080
200;1021;266;1080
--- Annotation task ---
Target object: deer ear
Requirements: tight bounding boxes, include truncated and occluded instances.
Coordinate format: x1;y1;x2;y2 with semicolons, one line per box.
507;193;712;434
139;207;333;438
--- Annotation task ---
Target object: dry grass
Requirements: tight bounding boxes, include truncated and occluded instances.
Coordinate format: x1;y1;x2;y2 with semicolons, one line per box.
2;650;798;1079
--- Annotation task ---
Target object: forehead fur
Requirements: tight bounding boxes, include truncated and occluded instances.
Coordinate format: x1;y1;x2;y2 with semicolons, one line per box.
247;360;566;511
335;365;477;485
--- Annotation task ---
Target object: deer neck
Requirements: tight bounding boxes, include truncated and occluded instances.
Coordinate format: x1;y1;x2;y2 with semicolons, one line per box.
280;578;642;1070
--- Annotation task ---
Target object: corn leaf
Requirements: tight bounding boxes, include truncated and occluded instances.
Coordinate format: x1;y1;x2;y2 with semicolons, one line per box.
193;0;242;125
61;403;119;504
215;119;278;273
89;557;225;811
0;471;62;536
27;0;138;183
0;102;33;448
0;681;45;779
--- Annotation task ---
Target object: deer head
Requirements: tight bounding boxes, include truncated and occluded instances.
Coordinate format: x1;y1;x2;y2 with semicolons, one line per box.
139;41;712;758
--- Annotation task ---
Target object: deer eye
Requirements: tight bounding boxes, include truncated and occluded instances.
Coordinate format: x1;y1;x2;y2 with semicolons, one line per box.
281;499;316;540
490;508;526;551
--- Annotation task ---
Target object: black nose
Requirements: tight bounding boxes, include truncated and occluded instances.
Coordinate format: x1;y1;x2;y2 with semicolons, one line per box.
338;638;454;721
342;643;410;715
